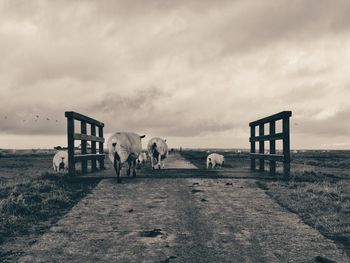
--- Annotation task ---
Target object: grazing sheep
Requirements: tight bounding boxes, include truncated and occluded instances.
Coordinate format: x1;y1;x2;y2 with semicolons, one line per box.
136;152;148;167
147;137;168;169
206;153;225;169
53;151;68;172
107;132;146;183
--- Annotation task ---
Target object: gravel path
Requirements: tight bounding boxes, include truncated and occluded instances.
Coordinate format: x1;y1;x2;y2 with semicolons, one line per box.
19;154;349;263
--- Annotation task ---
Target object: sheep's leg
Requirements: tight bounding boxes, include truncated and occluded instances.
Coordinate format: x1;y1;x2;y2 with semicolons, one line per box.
132;159;137;177
114;161;121;183
158;155;161;169
151;155;154;169
127;160;131;176
114;153;121;183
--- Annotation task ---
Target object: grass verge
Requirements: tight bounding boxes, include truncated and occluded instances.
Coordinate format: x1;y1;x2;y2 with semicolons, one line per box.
0;172;100;261
257;179;350;257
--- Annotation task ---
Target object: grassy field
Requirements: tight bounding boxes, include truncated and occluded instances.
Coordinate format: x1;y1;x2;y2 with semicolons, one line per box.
257;180;350;256
180;149;350;257
0;151;101;262
292;150;350;169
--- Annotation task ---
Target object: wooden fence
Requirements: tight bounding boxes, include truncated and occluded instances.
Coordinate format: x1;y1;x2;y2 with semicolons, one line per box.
249;111;292;176
65;111;105;176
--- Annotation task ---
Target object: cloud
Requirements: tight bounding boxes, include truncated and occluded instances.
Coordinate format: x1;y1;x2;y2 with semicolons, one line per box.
89;86;166;114
295;108;350;138
1;0;350;148
216;0;350;55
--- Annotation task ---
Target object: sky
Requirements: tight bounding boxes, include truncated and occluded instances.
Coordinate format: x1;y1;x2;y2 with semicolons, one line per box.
1;0;350;150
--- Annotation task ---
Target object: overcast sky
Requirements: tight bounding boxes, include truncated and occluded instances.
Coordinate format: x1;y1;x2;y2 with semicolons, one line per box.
1;0;350;149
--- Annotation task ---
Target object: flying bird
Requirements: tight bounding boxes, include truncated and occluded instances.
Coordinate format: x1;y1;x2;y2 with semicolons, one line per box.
46;118;50;121
35;115;39;118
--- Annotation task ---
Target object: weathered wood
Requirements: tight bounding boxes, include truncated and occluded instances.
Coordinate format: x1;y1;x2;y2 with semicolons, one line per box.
65;111;105;176
73;133;105;143
259;124;265;171
74;154;105;162
98;126;105;170
249;132;284;142
67;117;75;176
269;121;276;175
283;117;291;177
249;111;292;176
250;126;256;170
91;124;97;172
249;111;292;127
81;121;87;174
65;111;104;127
249;153;284;162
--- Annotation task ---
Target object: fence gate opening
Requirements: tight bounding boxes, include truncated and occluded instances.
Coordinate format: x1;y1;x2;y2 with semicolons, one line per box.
65;111;105;176
249;111;292;176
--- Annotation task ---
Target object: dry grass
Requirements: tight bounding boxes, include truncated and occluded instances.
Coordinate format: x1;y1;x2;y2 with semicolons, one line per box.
292;150;350;169
258;179;350;256
0;173;99;261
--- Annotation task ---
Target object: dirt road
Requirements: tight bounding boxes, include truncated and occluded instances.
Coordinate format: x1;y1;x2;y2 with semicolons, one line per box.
19;154;349;262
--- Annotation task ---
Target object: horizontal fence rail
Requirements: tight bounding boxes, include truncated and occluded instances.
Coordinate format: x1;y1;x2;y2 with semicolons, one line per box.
249;111;292;176
65;111;105;176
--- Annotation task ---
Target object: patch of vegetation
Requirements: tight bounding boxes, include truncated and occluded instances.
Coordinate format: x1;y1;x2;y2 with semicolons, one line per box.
258;179;350;257
0;172;100;251
286;170;347;182
292;150;350;169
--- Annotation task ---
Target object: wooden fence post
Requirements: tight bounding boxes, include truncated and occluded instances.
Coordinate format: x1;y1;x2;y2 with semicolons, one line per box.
250;126;256;170
81;121;87;174
259;124;265;171
98;126;105;170
67;116;75;176
269;121;276;175
283;116;291;177
91;124;97;172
